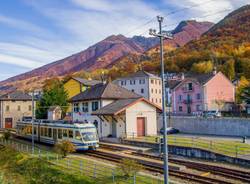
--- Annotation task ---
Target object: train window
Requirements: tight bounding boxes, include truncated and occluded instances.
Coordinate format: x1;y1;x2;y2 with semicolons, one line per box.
45;128;48;137
58;129;62;139
34;127;37;135
48;128;52;138
41;127;44;136
75;131;81;140
63;129;68;138
69;130;73;139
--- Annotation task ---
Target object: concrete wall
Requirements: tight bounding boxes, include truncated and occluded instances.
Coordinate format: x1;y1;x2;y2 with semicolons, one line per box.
170;117;250;136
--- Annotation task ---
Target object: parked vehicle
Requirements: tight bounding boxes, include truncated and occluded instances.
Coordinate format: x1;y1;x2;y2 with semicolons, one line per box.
160;127;179;135
203;110;222;118
16;120;99;151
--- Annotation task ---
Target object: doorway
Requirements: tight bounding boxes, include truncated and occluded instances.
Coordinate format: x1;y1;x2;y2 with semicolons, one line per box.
137;117;145;137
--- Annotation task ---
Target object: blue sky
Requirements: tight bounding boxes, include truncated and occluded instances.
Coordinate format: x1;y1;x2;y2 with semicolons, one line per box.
0;0;248;81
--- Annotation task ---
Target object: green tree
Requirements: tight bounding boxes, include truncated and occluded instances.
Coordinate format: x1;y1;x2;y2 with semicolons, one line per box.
36;78;68;119
191;61;213;74
240;86;250;104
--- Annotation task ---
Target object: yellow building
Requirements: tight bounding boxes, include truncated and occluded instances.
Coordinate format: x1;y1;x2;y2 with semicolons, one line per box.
64;77;101;112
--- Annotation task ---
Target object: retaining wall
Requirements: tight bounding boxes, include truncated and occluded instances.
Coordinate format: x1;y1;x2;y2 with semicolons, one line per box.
159;117;250;136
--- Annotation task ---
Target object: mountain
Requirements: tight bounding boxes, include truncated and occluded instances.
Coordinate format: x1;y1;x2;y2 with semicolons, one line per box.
130;5;250;80
0;20;214;93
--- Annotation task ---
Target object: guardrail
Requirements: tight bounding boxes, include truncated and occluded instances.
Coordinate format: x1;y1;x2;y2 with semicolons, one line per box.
125;132;250;158
0;139;164;184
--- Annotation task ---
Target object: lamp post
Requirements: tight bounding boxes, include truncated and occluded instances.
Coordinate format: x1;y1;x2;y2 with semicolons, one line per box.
149;16;173;184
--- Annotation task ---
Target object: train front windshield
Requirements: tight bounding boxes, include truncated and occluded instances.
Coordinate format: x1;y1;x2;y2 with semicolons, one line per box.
80;127;98;142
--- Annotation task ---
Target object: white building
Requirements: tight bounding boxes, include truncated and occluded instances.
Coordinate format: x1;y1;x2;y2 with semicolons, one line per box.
114;70;163;107
70;82;161;138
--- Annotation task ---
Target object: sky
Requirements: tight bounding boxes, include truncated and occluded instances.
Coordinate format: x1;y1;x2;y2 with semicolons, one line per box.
0;0;249;81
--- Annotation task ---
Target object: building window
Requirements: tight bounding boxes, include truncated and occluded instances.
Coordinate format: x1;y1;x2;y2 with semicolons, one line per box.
6;105;9;112
130;80;135;85
197;93;201;100
156;99;158;103
155;89;157;94
82;102;88;112
131;89;134;92
188;83;193;91
159;99;161;103
151;79;154;84
179;106;183;112
73;103;79;113
178;95;182;102
141;89;144;94
139;79;145;84
159;89;161;94
151;98;154;103
17;105;21;111
151;89;153;93
159;80;161;85
196;105;201;111
29;105;32;111
92;101;99;111
121;80;126;86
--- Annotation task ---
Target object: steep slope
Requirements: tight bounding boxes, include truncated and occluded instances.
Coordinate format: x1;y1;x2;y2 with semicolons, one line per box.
0;20;214;93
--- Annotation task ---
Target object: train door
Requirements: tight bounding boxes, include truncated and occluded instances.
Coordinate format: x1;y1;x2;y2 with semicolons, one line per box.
53;129;57;143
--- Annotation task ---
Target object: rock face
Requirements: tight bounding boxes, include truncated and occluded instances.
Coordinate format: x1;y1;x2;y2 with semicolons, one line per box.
0;20;214;92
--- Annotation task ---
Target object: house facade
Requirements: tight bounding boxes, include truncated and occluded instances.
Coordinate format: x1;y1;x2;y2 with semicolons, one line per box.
114;70;163;107
0;92;34;128
70;82;160;138
172;72;235;115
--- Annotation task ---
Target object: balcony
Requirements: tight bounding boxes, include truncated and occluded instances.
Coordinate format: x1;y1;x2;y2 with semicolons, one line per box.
183;99;193;104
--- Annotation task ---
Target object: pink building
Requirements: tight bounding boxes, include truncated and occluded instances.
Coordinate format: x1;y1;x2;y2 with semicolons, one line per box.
171;72;235;115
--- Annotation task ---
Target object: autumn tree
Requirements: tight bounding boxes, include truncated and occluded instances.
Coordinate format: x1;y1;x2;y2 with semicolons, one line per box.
191;61;213;74
236;76;250;103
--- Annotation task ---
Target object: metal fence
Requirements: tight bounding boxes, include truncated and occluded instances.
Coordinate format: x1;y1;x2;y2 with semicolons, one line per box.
0;139;164;184
126;132;250;158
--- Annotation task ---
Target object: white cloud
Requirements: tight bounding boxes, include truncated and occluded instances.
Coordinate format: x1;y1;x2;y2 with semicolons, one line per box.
0;53;44;69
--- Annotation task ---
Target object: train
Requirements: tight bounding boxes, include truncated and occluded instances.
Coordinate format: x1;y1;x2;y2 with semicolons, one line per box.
16;119;99;151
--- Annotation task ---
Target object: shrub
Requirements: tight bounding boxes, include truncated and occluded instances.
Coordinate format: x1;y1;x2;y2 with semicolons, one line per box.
118;158;143;178
55;140;76;157
3;130;11;141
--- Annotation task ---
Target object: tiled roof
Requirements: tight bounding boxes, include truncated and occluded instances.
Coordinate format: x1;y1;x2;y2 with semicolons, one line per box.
166;80;182;89
184;73;216;84
72;77;102;86
70;82;141;102
117;70;160;79
92;98;161;115
92;98;139;115
0;91;32;100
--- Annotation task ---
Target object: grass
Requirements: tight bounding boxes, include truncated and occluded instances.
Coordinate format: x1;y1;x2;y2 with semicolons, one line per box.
0;139;165;184
131;135;250;157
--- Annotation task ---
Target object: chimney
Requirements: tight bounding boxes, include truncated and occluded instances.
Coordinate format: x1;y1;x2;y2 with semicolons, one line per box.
181;73;185;80
213;67;217;75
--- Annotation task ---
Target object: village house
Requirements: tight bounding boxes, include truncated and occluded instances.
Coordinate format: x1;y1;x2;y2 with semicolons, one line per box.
114;70;163;107
70;82;161;138
47;106;62;121
171;71;235;115
0;92;34;128
64;77;101;112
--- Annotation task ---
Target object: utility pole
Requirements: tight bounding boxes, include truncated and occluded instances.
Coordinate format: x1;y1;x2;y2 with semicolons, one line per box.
31;91;35;154
149;16;173;184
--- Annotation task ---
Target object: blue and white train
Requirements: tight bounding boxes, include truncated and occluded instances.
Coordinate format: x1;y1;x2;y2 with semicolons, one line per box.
16;120;99;151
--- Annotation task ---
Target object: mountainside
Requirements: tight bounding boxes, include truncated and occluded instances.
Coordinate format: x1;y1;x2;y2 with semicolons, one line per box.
126;5;250;81
0;20;214;93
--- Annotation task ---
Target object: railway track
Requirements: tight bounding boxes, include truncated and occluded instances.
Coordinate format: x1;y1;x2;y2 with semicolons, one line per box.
132;152;250;183
85;150;234;184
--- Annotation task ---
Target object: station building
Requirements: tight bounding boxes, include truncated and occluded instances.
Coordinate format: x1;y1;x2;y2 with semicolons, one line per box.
70;82;161;138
